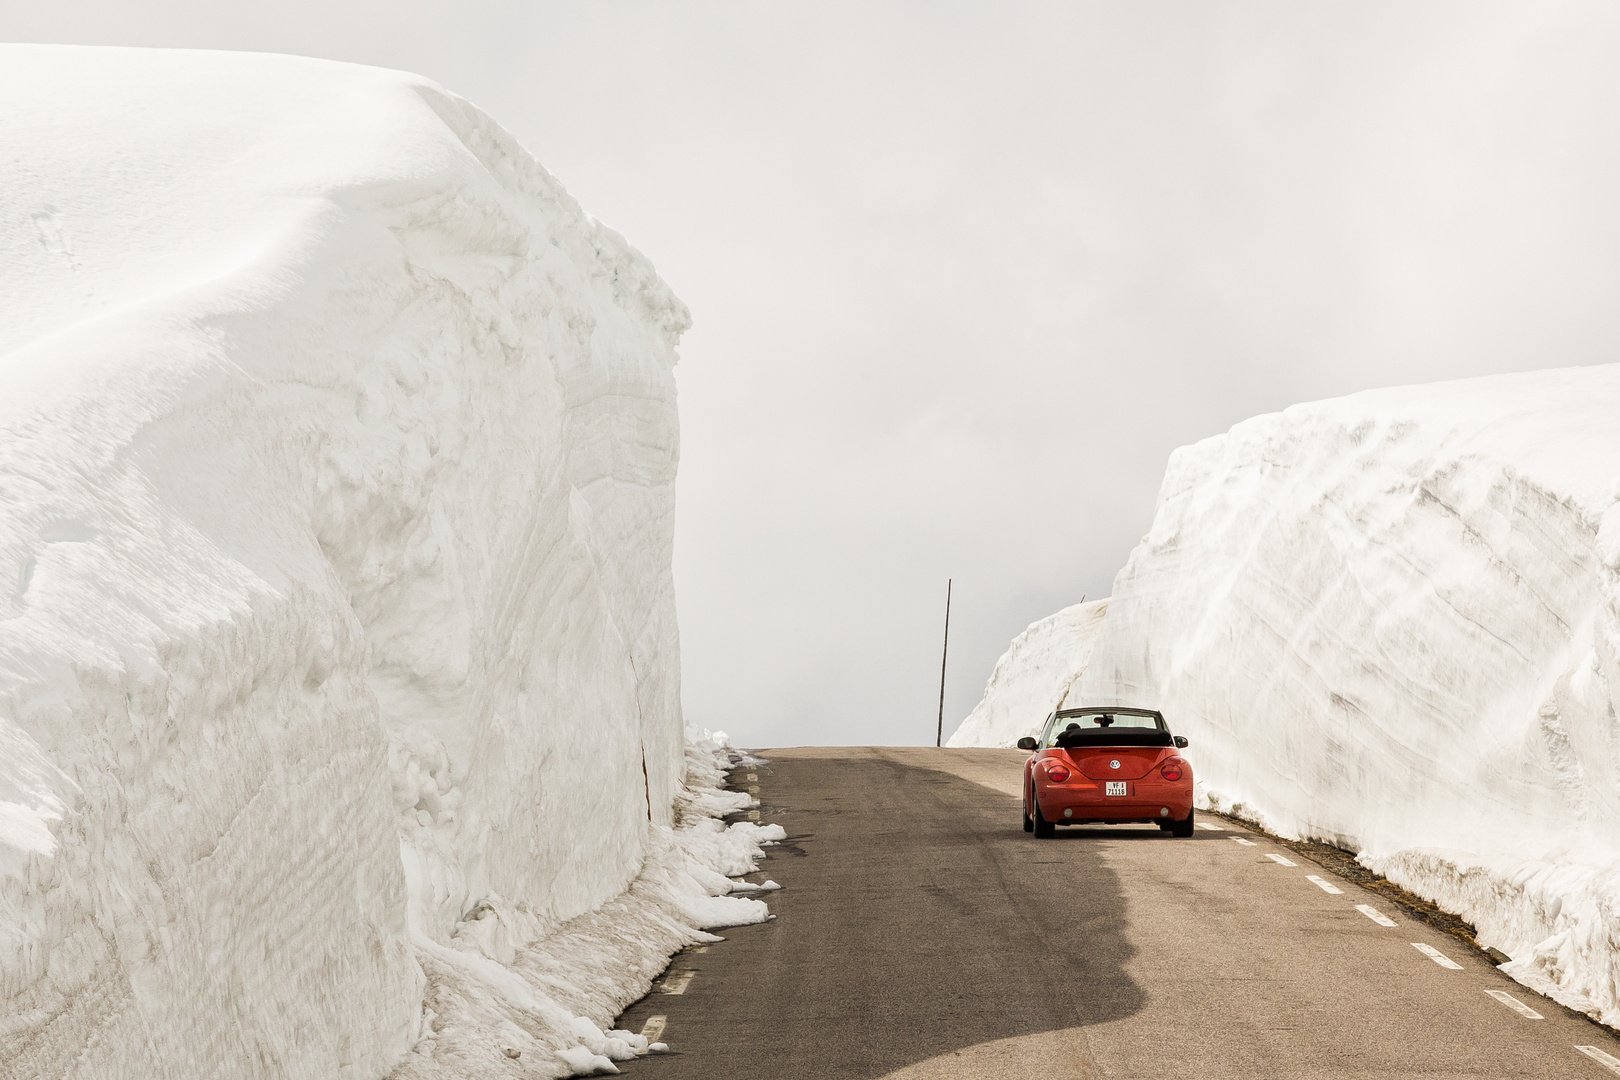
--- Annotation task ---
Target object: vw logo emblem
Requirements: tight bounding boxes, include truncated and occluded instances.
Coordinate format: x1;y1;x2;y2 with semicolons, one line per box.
1109;759;1121;769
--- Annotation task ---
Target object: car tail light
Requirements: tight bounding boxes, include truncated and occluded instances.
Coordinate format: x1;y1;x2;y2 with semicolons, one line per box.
1160;759;1185;782
1046;765;1071;782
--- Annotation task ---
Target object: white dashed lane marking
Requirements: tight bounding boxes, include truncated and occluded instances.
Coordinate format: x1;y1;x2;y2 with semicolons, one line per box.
746;810;760;821
1485;989;1543;1019
661;971;696;995
1355;904;1397;927
1412;943;1463;969
748;785;760;794
746;773;758;781
638;1015;667;1048
1200;829;1620;1061
1576;1045;1620;1074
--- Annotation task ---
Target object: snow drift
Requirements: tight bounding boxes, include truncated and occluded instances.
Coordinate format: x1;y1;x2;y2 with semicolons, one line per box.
946;599;1108;747
1055;366;1620;1026
0;45;772;1079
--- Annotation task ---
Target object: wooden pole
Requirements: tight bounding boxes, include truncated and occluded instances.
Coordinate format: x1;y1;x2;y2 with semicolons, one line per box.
936;578;952;747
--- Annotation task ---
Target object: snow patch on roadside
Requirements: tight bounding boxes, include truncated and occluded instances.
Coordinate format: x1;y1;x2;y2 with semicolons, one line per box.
393;731;782;1078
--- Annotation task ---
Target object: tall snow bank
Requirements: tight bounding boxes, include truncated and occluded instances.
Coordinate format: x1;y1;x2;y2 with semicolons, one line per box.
0;45;766;1079
1074;365;1620;1026
947;599;1109;747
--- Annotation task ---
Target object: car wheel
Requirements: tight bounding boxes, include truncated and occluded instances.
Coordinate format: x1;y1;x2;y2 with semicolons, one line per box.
1156;820;1173;832
1033;799;1056;839
1023;795;1034;833
1171;807;1195;838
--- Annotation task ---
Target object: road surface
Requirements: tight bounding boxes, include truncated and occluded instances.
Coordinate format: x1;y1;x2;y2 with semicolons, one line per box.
615;747;1620;1079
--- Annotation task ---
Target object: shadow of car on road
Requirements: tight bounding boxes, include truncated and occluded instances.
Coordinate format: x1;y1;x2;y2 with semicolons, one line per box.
616;752;1146;1080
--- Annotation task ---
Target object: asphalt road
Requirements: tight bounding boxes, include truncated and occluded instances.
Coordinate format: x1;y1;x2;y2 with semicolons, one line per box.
614;747;1620;1079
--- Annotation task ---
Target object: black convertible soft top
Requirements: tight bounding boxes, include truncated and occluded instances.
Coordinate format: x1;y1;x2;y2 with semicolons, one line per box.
1054;728;1173;749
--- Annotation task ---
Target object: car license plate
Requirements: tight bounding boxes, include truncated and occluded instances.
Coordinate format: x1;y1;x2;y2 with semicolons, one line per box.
1106;781;1127;796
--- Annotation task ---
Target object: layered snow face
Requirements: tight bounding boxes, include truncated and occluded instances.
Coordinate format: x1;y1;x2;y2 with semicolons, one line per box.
946;599;1109;747
0;45;768;1079
1068;366;1620;1026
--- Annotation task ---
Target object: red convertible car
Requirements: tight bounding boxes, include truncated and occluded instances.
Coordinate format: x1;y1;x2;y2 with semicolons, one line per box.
1017;707;1194;838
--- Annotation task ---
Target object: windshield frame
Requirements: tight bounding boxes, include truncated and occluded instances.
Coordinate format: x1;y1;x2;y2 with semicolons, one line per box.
1037;711;1062;746
1043;707;1167;748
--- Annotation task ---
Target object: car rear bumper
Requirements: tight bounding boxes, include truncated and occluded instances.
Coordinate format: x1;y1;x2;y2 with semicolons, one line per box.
1036;782;1193;823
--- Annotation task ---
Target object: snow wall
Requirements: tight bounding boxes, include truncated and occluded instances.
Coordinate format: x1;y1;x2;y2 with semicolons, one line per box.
946;599;1109;747
0;46;775;1079
1056;367;1620;1026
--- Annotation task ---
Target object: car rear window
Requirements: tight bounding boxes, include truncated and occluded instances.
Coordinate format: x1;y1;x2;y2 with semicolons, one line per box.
1060;713;1159;731
1045;711;1168;748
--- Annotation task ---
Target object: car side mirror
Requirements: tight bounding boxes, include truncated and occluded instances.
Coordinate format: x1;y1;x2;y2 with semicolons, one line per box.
1173;736;1189;748
1016;737;1038;751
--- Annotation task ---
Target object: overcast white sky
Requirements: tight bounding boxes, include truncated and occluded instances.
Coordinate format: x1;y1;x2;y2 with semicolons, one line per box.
6;2;1620;747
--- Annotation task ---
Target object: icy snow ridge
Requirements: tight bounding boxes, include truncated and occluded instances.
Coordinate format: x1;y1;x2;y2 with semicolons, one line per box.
0;46;773;1079
1070;366;1620;1027
947;599;1109;747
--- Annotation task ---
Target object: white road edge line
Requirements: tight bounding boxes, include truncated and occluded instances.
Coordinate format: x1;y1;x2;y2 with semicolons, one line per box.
1265;853;1297;866
1576;1045;1620;1074
661;971;696;995
1305;874;1343;894
1232;838;1257;847
638;1015;667;1052
1196;822;1224;830
1355;904;1397;927
1412;942;1463;969
1485;990;1543;1019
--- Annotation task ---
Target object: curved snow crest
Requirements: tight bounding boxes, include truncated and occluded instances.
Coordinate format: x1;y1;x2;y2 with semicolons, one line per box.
0;45;707;1080
1074;364;1620;1027
947;599;1109;747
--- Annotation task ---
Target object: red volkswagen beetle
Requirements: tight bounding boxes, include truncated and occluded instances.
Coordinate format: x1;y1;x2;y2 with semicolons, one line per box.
1017;707;1195;838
